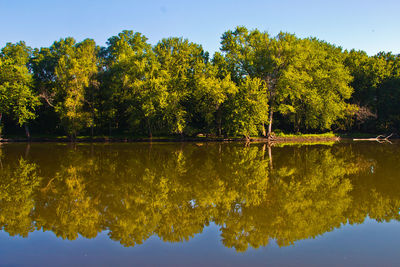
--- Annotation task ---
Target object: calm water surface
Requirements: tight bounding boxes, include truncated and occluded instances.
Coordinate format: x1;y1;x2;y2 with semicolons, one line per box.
0;141;399;266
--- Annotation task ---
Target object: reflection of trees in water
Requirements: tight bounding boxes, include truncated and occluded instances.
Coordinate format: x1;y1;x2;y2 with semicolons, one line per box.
0;158;41;237
0;143;399;251
344;144;400;224
221;146;357;251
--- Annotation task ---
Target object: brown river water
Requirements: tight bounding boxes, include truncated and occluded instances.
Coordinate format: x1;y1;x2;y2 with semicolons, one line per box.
0;141;399;266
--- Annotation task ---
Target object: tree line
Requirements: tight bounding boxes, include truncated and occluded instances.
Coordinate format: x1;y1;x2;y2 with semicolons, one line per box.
1;27;399;139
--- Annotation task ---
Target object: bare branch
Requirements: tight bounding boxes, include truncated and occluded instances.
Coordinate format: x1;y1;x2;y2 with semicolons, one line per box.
39;92;55;108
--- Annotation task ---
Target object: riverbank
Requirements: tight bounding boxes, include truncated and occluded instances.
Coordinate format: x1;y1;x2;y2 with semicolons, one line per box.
1;132;396;143
0;133;344;143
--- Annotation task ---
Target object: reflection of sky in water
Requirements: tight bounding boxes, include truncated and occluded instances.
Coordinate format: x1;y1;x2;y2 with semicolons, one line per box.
1;219;400;266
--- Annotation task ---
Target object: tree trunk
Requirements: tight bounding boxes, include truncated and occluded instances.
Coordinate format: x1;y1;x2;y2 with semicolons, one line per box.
245;136;250;146
148;119;152;138
0;113;2;138
216;109;222;137
25;124;31;140
295;113;301;133
91;89;95;139
267;109;274;141
218;117;222;137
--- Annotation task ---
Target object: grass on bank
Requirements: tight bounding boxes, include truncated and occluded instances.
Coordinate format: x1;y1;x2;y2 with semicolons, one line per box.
273;131;337;138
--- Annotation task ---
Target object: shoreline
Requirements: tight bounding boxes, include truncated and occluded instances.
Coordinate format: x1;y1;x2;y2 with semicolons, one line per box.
1;133;396;144
0;135;343;143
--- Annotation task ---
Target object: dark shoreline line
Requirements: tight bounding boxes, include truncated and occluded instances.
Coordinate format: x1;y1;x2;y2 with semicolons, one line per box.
0;136;343;143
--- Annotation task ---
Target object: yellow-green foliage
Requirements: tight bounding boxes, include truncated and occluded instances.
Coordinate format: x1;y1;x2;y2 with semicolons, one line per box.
1;143;399;252
0;42;40;129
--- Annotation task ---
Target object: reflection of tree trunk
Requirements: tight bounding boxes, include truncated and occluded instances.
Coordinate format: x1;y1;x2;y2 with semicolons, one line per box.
262;123;266;137
149;141;152;158
267;109;274;141
245;139;250;147
41;178;55;192
0;148;2;169
262;143;266;160
268;143;273;170
25;143;31;158
218;143;223;162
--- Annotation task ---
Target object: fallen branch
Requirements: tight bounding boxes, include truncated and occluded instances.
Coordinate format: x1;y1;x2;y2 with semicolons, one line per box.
353;133;393;143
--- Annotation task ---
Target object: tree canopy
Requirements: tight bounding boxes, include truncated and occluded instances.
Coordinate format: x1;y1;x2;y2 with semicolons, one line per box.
0;42;40;137
1;27;399;138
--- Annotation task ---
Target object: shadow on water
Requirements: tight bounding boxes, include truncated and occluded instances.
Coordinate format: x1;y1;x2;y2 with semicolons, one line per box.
0;141;399;252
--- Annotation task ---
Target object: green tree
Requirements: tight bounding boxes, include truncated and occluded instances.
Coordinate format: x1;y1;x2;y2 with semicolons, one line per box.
190;60;237;136
224;77;268;138
102;30;156;135
0;42;40;137
280;38;354;132
376;77;400;131
54;38;99;138
30;38;99;138
344;50;400;132
221;27;354;137
153;37;209;135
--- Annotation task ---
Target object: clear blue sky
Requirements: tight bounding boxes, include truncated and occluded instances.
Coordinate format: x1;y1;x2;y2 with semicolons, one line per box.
1;0;399;55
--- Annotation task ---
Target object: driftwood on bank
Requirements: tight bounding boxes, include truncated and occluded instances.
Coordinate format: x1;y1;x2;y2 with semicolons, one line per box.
353;133;393;143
